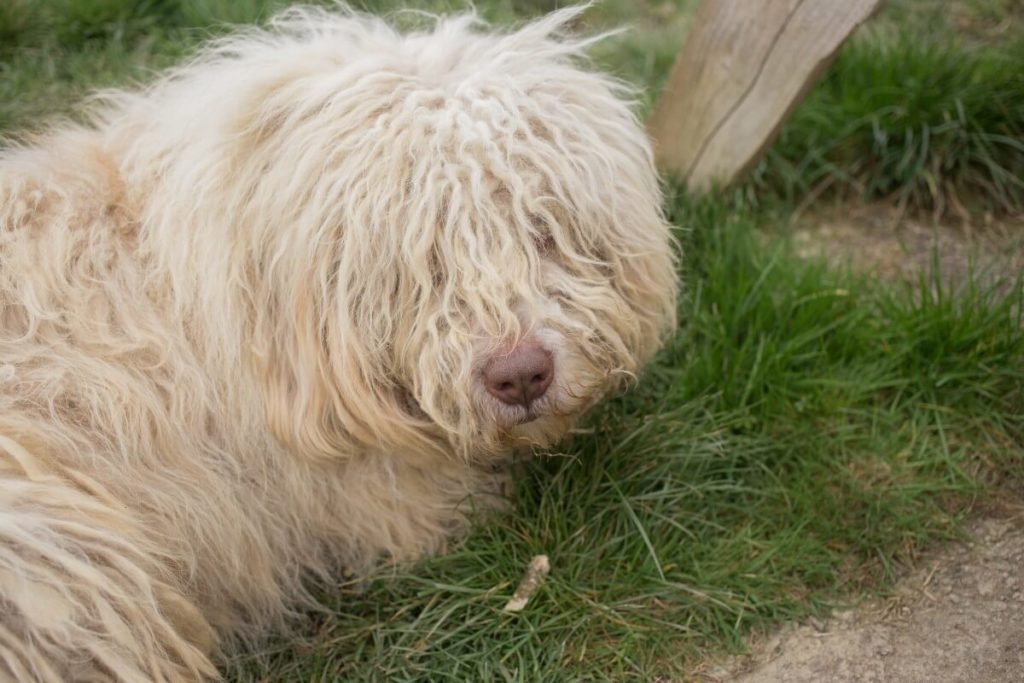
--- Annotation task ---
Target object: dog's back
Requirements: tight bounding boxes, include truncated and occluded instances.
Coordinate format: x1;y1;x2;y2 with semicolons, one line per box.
0;128;228;680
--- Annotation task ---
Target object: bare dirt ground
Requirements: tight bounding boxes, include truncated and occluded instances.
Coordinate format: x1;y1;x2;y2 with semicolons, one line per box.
789;205;1024;288
700;507;1024;683
696;206;1024;683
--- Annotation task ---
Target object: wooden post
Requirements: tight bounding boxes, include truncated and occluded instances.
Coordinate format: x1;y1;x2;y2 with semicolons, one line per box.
646;0;883;193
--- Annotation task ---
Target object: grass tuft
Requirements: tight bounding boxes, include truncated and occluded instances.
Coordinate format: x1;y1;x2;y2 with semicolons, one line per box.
749;32;1024;215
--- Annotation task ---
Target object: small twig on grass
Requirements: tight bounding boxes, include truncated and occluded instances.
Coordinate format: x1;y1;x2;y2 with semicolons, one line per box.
503;555;550;613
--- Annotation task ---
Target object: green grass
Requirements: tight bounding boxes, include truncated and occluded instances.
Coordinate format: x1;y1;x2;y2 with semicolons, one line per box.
2;1;1024;680
750;32;1024;216
743;0;1024;216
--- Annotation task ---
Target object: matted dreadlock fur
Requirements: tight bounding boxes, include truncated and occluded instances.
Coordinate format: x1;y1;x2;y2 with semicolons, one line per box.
0;4;677;680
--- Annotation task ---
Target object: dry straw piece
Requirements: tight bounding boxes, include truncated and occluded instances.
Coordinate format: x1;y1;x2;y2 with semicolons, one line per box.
503;555;551;613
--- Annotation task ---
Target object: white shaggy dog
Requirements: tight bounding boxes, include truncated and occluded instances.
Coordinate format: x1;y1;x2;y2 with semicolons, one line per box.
0;4;677;681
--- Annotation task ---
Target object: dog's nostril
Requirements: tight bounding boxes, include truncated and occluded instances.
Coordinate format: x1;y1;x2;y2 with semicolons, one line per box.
483;344;554;409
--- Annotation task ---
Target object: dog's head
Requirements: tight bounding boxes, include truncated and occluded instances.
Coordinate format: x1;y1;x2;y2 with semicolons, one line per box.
220;6;678;460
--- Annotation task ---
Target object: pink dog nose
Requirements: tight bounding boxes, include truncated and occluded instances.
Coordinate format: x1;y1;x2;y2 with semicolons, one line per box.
484;345;554;408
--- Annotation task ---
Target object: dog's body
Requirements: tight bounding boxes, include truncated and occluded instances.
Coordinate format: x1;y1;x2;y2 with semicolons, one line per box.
0;6;676;681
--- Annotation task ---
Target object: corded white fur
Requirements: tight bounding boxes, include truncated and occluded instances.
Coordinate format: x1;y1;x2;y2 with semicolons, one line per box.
0;4;677;681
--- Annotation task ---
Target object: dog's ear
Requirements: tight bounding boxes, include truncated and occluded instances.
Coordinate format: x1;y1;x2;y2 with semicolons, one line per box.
252;278;443;461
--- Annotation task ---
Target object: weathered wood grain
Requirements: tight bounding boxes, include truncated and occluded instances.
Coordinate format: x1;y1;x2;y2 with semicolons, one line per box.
647;0;883;193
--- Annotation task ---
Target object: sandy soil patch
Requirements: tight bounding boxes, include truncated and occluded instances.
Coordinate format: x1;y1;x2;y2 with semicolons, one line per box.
701;508;1024;682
